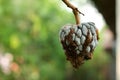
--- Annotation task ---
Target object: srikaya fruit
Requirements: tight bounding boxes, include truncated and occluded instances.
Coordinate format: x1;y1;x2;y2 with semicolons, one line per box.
59;22;99;68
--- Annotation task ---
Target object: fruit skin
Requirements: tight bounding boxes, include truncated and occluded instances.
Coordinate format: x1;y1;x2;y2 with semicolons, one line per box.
59;22;99;69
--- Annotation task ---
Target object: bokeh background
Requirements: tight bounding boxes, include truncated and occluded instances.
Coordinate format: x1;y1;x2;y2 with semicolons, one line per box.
0;0;115;80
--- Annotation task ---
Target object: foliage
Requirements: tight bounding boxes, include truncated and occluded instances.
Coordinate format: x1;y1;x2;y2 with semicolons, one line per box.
0;0;111;80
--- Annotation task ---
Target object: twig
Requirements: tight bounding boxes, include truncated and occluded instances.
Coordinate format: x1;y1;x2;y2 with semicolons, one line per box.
62;0;84;24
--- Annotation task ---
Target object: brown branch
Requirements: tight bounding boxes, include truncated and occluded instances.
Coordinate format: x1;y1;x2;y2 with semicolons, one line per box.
62;0;84;24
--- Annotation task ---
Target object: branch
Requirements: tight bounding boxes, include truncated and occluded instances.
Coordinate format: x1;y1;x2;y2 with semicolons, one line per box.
62;0;84;24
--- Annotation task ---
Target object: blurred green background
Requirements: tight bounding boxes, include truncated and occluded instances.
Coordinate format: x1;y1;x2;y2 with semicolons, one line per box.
0;0;112;80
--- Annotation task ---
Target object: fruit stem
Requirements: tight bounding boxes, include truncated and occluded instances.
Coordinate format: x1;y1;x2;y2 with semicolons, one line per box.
62;0;84;25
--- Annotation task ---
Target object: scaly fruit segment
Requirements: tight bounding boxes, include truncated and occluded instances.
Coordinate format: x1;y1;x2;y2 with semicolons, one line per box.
59;22;99;68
